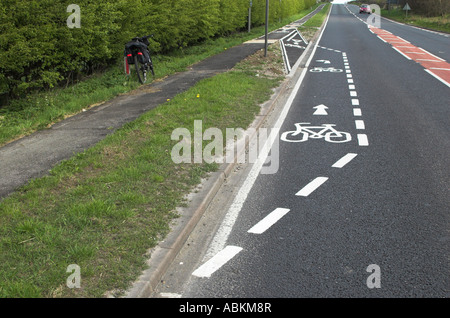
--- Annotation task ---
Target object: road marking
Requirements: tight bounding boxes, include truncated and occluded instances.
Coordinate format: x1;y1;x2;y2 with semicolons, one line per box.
192;246;243;278
160;293;182;298
332;153;358;168
349;85;355;90
357;134;369;146
353;108;362;116
348;79;354;84
425;69;450;88
296;177;329;197
393;47;412;60
313;104;329;115
201;6;333;260
248;208;290;234
352;99;359;106
350;91;357;97
355;120;365;130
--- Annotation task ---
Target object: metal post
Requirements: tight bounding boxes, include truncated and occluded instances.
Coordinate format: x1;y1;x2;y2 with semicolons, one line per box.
265;0;269;57
248;1;252;33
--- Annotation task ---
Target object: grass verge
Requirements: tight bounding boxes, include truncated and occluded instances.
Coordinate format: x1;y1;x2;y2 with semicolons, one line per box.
380;9;450;34
0;3;322;148
0;42;285;298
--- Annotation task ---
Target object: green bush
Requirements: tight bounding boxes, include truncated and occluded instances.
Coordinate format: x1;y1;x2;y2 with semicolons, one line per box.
0;0;317;98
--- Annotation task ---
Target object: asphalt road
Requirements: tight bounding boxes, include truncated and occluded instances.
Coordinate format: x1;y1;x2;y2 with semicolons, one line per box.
153;3;449;299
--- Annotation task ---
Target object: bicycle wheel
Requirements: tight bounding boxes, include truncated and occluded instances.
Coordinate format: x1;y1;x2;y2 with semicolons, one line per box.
280;130;308;142
134;55;147;84
325;131;351;143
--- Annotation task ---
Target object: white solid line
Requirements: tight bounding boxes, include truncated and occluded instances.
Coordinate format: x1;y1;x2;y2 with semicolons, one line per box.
429;67;450;71
355;120;365;130
425;69;450;87
296;177;329;197
353;108;362;116
352;99;359;106
248;208;290;234
332;153;358;168
357;134;369;146
397;36;410;43
192;246;243;278
393;47;412;60
159;293;182;298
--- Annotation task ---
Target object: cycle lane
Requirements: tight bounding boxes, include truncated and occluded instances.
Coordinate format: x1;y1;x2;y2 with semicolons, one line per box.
179;3;383;297
179;3;449;298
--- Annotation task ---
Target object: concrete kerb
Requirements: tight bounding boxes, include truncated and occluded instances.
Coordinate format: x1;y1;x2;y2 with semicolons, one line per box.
123;17;327;298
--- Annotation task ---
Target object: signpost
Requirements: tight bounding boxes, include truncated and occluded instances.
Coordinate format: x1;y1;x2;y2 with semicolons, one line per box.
248;0;252;33
265;0;269;57
403;3;411;18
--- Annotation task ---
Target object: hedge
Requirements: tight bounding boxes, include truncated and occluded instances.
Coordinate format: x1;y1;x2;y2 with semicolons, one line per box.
0;0;317;97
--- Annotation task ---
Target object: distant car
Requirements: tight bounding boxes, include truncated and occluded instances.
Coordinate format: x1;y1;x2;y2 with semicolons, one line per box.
359;4;371;14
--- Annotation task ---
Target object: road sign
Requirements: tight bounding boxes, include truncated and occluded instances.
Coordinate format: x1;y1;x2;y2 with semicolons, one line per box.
403;3;411;17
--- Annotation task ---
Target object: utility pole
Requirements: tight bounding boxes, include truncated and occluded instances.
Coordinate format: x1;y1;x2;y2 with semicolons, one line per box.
265;0;269;57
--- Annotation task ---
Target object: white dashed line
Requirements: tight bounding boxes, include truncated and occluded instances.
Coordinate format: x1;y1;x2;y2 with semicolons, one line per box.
248;208;290;234
351;99;360;106
355;120;365;130
332;153;358;168
357;134;369;146
353;108;362;116
296;177;329;197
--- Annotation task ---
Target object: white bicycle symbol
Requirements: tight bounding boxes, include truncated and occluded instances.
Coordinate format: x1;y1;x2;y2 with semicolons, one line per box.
310;67;343;73
281;123;352;143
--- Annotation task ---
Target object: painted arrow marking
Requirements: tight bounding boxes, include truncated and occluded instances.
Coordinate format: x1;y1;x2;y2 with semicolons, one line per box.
313;104;329;115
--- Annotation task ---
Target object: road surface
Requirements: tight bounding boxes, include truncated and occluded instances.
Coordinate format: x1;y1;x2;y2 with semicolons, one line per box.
153;3;450;299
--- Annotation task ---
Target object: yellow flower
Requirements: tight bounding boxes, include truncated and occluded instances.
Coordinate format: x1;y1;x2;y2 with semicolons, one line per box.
196;94;200;98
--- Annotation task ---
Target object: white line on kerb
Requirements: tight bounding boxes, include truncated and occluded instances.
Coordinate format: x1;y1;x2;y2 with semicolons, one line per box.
296;177;329;197
332;153;358;168
192;246;243;278
248;208;290;234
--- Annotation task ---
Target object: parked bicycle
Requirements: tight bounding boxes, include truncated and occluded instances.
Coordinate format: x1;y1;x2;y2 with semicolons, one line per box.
124;35;155;83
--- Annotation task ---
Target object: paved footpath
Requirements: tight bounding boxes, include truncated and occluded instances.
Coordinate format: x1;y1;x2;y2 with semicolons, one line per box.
0;5;325;200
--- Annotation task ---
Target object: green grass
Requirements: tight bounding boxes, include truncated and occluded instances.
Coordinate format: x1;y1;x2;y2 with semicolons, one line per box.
0;43;286;298
0;3;323;147
380;9;450;33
